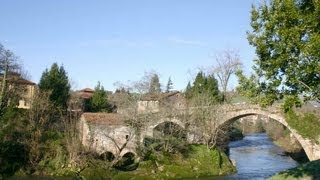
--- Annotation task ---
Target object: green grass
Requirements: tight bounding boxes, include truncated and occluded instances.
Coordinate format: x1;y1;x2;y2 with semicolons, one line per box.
271;160;320;180
114;145;236;179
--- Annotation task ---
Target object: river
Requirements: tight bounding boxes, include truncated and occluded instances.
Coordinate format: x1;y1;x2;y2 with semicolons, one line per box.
207;133;299;179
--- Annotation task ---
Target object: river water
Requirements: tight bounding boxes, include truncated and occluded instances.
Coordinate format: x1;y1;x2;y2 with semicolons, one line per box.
214;133;298;179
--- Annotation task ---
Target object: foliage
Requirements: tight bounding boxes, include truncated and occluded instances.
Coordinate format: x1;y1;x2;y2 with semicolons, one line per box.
39;63;70;109
227;127;244;141
236;70;280;107
84;81;111;112
149;74;161;94
137;119;190;165
247;0;320;107
165;77;173;93
115;145;236;179
185;71;221;104
0;141;28;178
271;160;320;180
285;110;320;143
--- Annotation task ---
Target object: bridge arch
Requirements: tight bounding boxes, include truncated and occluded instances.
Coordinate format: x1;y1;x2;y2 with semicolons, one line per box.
144;117;185;138
221;108;320;161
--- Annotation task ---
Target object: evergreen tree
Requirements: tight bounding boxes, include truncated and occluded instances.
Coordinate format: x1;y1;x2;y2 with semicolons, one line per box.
185;81;192;99
185;71;221;103
39;63;70;109
206;75;221;102
88;81;110;112
149;74;161;94
165;77;173;93
193;72;206;95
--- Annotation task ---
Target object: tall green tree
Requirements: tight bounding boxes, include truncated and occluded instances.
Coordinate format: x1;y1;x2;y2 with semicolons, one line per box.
87;81;110;112
39;63;70;109
185;71;221;103
165;77;173;93
247;0;320;106
206;75;221;102
149;74;161;94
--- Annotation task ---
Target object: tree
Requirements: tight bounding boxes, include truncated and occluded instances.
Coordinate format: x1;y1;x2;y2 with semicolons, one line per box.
185;81;192;99
185;71;221;104
211;49;242;102
235;70;277;107
188;92;228;150
165;77;173;93
247;0;320;106
39;63;70;109
149;74;161;94
87;82;111;112
0;44;21;110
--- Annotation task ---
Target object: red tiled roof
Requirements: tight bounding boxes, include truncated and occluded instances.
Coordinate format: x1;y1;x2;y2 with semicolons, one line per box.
81;88;94;93
82;113;124;125
77;88;95;99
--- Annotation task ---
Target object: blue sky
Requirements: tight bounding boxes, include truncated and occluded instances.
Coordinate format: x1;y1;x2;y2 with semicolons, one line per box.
1;0;258;91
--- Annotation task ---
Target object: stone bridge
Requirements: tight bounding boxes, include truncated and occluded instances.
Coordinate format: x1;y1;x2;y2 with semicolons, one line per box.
79;104;320;161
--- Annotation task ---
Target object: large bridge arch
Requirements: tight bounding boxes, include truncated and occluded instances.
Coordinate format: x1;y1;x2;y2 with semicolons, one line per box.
220;108;320;161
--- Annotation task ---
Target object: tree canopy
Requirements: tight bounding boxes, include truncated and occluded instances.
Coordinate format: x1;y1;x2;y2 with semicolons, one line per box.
85;81;111;112
185;71;221;104
39;63;70;109
245;0;320;107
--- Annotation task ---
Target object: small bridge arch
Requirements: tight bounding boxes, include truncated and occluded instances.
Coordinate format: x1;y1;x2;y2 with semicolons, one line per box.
220;106;320;161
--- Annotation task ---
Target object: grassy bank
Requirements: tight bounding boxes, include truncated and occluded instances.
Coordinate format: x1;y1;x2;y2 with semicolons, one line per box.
114;145;236;179
271;160;320;180
10;145;235;180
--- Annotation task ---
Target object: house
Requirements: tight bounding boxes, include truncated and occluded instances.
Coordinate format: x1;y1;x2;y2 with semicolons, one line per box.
0;72;36;109
137;91;187;113
78;88;95;99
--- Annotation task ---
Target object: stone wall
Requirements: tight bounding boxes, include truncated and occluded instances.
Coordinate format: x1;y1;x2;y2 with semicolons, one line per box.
79;116;137;157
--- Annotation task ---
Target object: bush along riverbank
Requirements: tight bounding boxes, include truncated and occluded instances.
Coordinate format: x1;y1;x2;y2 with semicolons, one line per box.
271;160;320;180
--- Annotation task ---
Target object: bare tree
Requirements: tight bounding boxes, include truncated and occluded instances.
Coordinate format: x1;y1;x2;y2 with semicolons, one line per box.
0;44;21;109
131;70;161;94
211;49;242;102
188;92;227;150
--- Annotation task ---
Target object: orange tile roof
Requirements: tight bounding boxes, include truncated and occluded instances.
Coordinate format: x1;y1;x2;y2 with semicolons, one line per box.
81;88;94;92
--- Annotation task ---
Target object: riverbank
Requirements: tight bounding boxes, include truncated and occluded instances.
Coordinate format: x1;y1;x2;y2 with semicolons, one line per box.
271;160;320;180
10;145;235;179
114;145;236;179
